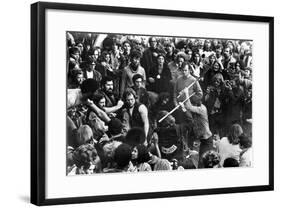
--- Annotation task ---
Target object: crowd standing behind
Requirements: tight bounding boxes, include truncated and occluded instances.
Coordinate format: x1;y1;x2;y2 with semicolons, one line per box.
66;32;253;174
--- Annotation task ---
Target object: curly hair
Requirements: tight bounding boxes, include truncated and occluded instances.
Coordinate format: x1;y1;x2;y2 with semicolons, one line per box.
201;150;220;168
72;144;98;169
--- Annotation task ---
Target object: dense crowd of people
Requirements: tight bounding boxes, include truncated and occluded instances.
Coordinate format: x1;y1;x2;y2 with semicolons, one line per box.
66;32;253;175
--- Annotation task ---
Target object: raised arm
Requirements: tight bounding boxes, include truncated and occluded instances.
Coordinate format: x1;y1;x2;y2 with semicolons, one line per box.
85;99;111;123
103;100;124;114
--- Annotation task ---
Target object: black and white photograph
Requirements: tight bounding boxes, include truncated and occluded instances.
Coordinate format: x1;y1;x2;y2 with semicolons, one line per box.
66;32;253;175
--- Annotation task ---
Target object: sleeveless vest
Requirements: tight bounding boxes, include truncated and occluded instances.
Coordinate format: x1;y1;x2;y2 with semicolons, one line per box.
128;102;144;128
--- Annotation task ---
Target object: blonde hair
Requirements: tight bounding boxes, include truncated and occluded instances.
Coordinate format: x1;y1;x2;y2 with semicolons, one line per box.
102;140;122;159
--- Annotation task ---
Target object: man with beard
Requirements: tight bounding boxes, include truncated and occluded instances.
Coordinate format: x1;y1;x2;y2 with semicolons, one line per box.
120;50;146;97
97;76;124;116
222;46;236;70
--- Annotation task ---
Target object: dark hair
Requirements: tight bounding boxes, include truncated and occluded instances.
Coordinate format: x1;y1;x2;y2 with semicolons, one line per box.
223;157;239;167
212;60;223;71
108;118;123;136
100;51;110;62
102;37;114;50
148;36;157;43
84;55;95;65
203;39;212;51
176;40;187;50
124;127;146;147
157;92;170;104
101;76;114;86
122;40;131;46
80;79;99;94
224;46;233;55
69;46;80;55
132;74;144;83
130;50;142;60
201;150;220;168
235;60;245;71
114;143;132;168
91;92;105;105
190;95;202;106
192;51;201;62
123;88;137;100
135;144;150;164
239;135;252;149
157;53;165;59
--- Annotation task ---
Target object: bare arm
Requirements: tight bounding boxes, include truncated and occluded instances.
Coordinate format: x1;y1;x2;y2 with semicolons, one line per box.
85;99;111;123
103;100;124;114
139;104;149;142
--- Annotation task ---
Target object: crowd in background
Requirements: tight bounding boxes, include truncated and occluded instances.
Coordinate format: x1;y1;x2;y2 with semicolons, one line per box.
66;32;253;175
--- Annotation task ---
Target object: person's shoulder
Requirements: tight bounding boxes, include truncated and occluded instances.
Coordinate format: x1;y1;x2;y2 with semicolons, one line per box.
220;137;229;145
138;103;148;111
138;65;145;72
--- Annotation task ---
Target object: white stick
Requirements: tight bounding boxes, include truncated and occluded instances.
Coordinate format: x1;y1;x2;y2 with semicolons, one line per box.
176;78;199;99
158;92;195;123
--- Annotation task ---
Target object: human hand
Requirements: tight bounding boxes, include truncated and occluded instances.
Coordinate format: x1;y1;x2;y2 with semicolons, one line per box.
117;100;124;107
148;77;155;83
151;132;159;145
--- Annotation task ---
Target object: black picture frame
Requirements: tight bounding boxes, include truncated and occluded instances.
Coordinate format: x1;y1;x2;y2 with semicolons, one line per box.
31;1;274;206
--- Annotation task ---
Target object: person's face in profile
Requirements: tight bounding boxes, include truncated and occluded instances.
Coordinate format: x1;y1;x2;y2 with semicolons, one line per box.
131;147;138;160
98;97;106;108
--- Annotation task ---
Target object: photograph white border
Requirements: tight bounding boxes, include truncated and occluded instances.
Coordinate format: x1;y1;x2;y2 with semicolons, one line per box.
45;9;269;199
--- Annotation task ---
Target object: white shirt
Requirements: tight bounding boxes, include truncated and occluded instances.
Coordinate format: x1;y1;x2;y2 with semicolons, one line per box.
218;137;242;167
86;71;94;79
239;147;252;167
